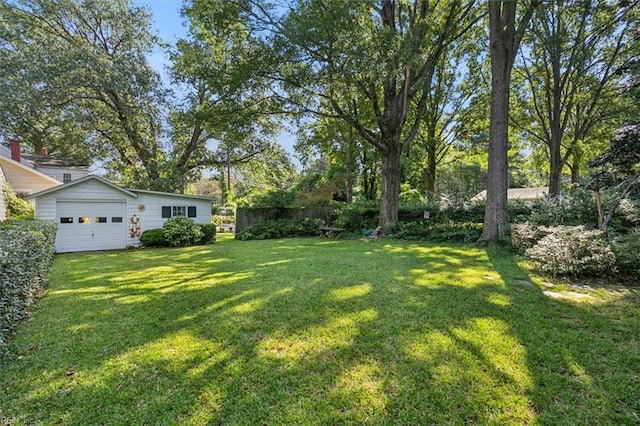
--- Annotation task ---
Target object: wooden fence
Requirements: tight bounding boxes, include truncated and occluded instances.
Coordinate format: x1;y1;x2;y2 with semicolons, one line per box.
235;206;334;234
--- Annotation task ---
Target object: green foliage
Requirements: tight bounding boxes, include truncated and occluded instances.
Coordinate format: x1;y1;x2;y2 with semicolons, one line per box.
1;0;168;190
236;218;323;240
3;184;33;220
525;226;616;278
525;189;600;228
162;217;203;247
610;230;640;277
0;220;57;357
510;222;551;254
236;219;295;240
238;188;296;208
139;229;167;248
391;221;483;243
334;200;379;232
198;223;217;245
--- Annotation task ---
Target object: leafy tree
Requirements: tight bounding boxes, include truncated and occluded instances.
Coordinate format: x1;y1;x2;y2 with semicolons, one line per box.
0;0;168;189
588;21;640;239
514;0;637;196
168;0;285;195
246;0;484;234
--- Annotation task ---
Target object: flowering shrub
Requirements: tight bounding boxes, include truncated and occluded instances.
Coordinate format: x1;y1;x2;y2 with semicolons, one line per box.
510;222;552;254
525;225;616;277
0;220;57;357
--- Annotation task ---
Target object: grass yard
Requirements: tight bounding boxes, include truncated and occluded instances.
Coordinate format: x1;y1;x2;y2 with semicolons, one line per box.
1;235;639;425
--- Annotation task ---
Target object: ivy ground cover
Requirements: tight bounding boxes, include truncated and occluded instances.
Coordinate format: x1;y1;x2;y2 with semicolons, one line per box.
1;235;638;424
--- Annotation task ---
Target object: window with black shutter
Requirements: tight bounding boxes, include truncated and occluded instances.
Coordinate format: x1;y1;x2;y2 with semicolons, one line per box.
187;206;196;217
161;206;171;218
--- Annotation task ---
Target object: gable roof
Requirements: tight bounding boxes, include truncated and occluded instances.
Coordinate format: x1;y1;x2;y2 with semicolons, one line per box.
25;175;138;199
128;188;217;201
26;175;217;202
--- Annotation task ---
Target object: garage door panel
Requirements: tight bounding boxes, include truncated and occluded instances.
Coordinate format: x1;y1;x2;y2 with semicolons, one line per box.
56;201;127;252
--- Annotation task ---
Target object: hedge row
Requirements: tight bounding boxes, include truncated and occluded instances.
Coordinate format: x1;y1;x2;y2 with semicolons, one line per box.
139;217;217;248
0;220;57;358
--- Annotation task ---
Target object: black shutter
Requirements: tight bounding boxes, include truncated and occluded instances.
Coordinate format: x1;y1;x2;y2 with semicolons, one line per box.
161;206;171;218
187;206;197;218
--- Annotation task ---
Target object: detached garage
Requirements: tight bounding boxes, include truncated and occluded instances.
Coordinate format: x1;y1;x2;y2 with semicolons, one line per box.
27;175;213;253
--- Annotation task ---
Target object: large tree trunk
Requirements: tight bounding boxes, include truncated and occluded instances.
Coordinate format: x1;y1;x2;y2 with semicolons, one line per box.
483;4;511;244
378;144;402;235
548;148;564;196
483;0;538;244
483;61;510;243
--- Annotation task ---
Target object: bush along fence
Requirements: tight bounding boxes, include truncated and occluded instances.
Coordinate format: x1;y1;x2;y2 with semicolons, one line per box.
0;220;57;359
235;206;334;234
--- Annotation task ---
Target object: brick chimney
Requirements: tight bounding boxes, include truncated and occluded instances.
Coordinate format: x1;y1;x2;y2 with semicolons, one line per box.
41;147;48;156
10;139;21;162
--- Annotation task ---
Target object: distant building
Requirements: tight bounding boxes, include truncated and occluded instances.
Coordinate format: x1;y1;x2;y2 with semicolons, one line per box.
21;146;89;183
470;187;549;202
0;141;62;198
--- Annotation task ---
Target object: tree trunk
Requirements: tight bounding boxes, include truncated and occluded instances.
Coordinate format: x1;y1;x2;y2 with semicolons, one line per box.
547;122;564;195
548;152;563;196
483;5;511;244
378;145;402;235
483;0;538;244
483;64;510;243
426;143;437;201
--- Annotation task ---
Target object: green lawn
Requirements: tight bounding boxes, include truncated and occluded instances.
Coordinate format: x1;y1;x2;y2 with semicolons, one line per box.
1;235;639;425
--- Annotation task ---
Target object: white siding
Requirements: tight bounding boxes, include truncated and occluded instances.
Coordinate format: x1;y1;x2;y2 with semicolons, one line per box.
0;166;6;221
36;166;87;183
127;192;212;247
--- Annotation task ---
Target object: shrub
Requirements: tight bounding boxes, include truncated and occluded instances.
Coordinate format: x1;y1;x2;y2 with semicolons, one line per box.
0;220;57;358
525;225;616;277
610;230;640;277
198;223;217;244
139;228;167;247
510;222;552;254
162;217;203;247
527;189;599;228
334;200;379;231
236;219;295;240
391;221;482;242
294;218;324;236
3;184;34;220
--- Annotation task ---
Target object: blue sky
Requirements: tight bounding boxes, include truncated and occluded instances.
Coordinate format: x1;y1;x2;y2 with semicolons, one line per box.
132;0;300;167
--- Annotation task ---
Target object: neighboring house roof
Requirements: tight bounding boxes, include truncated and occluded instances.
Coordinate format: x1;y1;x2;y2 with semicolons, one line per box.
21;152;90;170
0;144;34;168
471;187;549;202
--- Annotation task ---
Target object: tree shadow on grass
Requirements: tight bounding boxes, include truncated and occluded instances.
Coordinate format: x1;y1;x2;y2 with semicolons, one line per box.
0;239;638;424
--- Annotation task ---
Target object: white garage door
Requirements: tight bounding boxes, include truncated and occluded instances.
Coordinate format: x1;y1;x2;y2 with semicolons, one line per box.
56;201;127;253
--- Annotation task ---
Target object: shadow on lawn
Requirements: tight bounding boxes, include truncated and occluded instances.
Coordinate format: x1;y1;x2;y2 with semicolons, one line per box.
1;239;639;424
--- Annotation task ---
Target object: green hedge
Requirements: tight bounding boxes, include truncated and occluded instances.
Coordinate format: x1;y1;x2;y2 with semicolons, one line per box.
0;220;57;358
140;220;217;248
236;218;324;240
